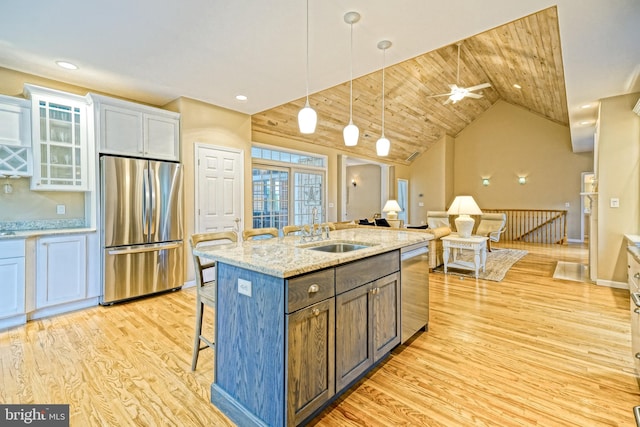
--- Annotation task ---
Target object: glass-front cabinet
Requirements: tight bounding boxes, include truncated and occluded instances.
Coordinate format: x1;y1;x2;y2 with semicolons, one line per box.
24;85;89;191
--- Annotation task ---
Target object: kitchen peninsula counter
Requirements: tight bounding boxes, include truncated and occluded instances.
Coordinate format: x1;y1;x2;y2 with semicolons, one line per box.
194;227;432;427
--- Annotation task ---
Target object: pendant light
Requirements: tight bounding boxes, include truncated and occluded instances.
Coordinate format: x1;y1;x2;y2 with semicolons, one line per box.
343;11;360;147
376;40;392;156
298;0;317;134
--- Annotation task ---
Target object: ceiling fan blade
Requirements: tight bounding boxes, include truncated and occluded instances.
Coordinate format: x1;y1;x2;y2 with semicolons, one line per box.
426;93;452;99
466;82;491;92
466;92;483;99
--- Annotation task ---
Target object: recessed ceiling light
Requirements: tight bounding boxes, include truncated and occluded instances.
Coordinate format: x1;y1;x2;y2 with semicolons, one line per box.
513;83;522;89
56;61;78;70
235;95;247;101
579;120;593;125
580;103;593;109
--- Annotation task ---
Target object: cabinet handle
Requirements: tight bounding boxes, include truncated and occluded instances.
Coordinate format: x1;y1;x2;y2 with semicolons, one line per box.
636;353;640;360
635;273;640;279
312;308;320;316
308;284;319;293
635;308;640;314
370;287;379;295
633;293;640;308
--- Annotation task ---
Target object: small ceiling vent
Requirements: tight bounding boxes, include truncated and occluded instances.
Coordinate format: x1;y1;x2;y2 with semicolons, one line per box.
406;151;419;162
633;98;640;116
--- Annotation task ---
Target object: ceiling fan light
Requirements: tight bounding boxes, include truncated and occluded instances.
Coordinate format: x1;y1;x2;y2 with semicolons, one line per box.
450;87;468;103
376;136;390;156
343;121;359;146
298;100;317;134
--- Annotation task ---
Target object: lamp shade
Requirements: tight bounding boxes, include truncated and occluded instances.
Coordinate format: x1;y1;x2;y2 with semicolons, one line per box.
376;136;390;156
383;199;402;220
343;121;359;146
447;196;482;216
447;195;482;238
298;100;317;134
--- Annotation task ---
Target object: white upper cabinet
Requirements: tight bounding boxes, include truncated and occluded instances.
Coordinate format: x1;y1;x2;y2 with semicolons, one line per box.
0;95;31;147
0;95;32;177
24;85;90;191
89;94;180;161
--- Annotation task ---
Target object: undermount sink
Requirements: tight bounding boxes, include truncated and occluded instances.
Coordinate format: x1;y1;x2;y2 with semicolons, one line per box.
0;231;16;236
305;242;370;253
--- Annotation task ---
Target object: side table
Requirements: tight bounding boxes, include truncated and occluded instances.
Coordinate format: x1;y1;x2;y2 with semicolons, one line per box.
442;234;488;278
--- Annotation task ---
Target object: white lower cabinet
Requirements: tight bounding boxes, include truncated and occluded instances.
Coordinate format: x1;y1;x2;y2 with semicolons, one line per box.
0;239;26;330
34;234;89;316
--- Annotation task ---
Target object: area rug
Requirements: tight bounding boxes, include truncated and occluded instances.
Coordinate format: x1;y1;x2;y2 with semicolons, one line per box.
433;249;528;282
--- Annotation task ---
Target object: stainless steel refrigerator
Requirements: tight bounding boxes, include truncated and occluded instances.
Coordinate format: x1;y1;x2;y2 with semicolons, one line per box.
100;155;183;304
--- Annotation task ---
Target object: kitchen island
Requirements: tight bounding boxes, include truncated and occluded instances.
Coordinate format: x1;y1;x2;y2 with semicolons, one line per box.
194;227;432;427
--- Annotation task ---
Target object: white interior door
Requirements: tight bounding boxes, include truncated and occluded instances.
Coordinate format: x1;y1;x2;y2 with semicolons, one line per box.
195;144;243;233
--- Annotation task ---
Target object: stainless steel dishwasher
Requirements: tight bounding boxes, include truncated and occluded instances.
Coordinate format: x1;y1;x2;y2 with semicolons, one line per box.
400;242;430;343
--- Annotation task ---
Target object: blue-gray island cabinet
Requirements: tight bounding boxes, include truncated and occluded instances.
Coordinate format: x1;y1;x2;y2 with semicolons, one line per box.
193;228;432;427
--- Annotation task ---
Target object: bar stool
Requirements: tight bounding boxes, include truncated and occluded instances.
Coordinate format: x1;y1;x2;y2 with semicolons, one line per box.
189;230;238;371
242;227;278;240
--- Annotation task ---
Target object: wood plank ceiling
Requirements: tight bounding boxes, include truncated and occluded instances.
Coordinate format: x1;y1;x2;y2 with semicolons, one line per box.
251;7;568;165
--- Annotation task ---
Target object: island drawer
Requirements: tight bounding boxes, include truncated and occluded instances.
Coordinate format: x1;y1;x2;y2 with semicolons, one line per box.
286;268;335;313
335;250;400;294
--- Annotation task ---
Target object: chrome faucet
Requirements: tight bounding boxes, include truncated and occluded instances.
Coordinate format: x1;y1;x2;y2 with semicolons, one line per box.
300;208;329;243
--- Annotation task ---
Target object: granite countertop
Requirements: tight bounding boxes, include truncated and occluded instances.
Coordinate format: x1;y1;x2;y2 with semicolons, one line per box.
194;227;434;278
0;228;96;240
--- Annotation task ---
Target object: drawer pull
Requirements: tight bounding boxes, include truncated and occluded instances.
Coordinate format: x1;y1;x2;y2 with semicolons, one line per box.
636;353;640;360
312;308;320;316
635;308;640;314
633;293;640;308
308;284;319;293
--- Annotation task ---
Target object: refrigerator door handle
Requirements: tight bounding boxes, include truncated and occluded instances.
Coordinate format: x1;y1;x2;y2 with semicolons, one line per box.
143;168;150;237
107;242;182;256
149;168;157;233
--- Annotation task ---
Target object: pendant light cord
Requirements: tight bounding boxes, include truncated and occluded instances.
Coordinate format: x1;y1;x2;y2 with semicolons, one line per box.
305;0;310;103
381;47;386;135
349;20;354;121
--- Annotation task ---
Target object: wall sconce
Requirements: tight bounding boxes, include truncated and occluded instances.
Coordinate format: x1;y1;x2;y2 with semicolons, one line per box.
518;176;527;185
482;178;490;186
351;179;357;187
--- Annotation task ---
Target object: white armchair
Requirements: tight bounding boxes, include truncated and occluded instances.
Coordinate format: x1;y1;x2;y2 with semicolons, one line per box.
475;213;507;251
426;211;450;229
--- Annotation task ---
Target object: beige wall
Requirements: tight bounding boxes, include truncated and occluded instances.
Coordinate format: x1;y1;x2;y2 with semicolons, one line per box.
454;101;593;241
0;68;95;224
596;92;640;284
396;134;454;225
346;164;381;220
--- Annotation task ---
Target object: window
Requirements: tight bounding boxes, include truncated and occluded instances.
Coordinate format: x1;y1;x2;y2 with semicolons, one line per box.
252;145;327;229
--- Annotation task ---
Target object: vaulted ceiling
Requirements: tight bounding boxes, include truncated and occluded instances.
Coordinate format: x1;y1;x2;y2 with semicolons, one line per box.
252;7;568;165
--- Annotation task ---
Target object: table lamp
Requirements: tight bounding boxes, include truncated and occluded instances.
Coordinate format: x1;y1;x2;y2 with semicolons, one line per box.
383;199;402;220
447;195;482;238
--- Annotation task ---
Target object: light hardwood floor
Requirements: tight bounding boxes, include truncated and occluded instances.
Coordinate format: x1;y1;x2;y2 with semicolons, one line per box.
1;242;638;426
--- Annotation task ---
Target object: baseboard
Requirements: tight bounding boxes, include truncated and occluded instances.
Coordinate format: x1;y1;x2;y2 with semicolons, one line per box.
28;297;100;321
595;279;628;289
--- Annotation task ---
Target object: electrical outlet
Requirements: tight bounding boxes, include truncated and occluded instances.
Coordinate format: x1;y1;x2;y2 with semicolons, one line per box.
610;198;620;208
565;202;570;208
418;202;424;207
238;278;252;297
56;204;66;215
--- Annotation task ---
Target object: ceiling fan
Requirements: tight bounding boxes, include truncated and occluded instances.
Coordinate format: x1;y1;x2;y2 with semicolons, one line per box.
428;42;491;104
